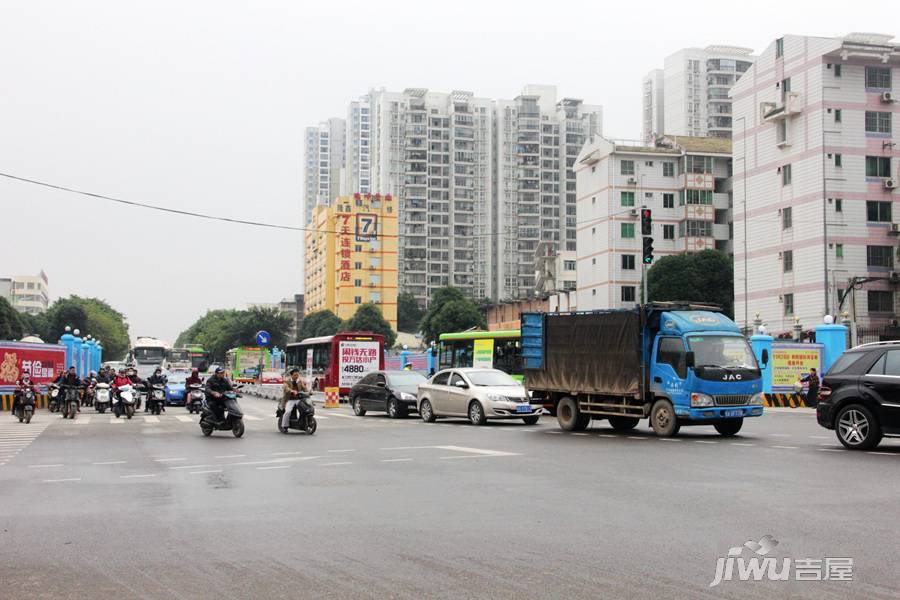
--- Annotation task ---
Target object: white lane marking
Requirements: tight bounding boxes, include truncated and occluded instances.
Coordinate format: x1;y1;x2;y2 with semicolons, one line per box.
596;434;615;438
327;413;356;419
75;417;91;425
730;442;756;447
380;446;433;451
154;458;187;463
215;454;245;459
866;451;897;456
546;431;562;435
121;474;156;478
175;415;194;423
434;446;519;457
270;451;303;456
818;448;843;452
93;461;126;465
572;433;588;436
28;464;64;468
318;461;352;466
659;438;682;442
225;456;322;467
808;435;830;439
627;436;649;440
327;449;356;453
770;433;791;438
257;465;290;470
772;445;798;450
143;416;160;424
694;440;718;444
43;478;81;483
242;415;262;421
314;415;329;420
381;458;413;463
170;464;214;470
190;469;223;474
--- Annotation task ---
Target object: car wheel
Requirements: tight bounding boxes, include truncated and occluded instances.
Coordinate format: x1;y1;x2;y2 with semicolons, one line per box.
522;415;540;425
387;398;401;419
714;418;743;437
468;401;487;426
836;404;882;450
650;399;680;437
608;416;640;431
557;396;589;431
352;396;366;416
419;399;436;423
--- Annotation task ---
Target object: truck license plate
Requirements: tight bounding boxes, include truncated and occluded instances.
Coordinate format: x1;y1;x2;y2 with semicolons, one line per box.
516;404;532;414
724;409;743;418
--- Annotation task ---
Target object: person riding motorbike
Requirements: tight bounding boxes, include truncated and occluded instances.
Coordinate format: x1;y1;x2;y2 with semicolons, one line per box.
111;368;133;404
184;368;204;411
280;368;310;431
204;367;236;425
126;367;146;411
146;367;168;412
96;366;113;384
55;367;83;411
13;373;37;415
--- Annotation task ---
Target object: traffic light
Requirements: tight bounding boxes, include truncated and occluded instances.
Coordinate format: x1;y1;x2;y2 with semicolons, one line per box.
642;236;654;264
640;208;652;236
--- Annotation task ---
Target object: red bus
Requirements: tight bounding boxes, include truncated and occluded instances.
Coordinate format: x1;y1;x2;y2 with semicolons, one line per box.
284;332;385;395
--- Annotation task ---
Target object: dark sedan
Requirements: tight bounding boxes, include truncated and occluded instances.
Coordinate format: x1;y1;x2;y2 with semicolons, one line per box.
350;370;427;419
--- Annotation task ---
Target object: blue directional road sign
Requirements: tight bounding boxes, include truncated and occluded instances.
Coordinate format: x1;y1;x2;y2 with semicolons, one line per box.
255;330;271;347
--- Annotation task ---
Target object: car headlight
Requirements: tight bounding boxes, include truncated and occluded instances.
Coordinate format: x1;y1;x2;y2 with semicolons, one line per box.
399;392;416;401
749;392;765;406
486;393;508;403
690;393;715;408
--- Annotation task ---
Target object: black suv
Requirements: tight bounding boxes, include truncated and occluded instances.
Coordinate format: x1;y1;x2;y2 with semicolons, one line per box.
817;341;900;449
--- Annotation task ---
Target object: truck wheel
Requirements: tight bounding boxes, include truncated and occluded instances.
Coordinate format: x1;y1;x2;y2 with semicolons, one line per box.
650;400;680;437
608;416;640;431
557;397;589;432
714;418;743;437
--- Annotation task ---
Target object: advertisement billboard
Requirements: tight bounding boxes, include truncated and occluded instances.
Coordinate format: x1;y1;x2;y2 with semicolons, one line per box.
0;342;67;390
338;340;380;388
771;343;823;392
473;338;495;369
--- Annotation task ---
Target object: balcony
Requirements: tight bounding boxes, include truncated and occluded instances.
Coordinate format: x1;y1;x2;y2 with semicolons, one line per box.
761;92;803;122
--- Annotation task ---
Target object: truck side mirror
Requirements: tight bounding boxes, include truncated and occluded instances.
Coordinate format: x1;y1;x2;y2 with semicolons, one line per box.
761;349;769;367
685;351;696;369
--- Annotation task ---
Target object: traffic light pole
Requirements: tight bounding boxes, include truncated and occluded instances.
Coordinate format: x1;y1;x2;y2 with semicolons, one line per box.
643;261;648;304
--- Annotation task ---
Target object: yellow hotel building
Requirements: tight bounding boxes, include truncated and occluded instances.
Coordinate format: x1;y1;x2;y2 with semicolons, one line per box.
304;194;398;330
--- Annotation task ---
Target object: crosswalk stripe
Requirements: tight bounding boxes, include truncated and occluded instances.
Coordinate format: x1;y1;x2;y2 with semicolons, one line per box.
109;417;123;423
75;416;91;424
143;416;160;424
175;415;194;422
243;415;262;421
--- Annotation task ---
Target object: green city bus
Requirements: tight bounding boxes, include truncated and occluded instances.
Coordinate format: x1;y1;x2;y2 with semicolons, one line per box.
437;330;524;380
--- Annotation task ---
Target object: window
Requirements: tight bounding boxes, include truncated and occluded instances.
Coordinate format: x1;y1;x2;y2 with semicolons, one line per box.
621;254;636;270
663;224;675;240
783;250;793;272
865;156;891;177
866;201;892;222
834;64;842;77
834;153;842;167
782;164;792;186
780;77;791;102
354;261;362;269
680;189;713;205
775;37;784;58
868;290;894;313
776;120;787;144
680;220;713;237
563;260;576;271
715;209;728;224
835;198;843;213
866;66;892;89
684;155;712;173
884;350;900;376
867;245;894;268
782;207;792;229
645;192;653;200
783;293;794;316
835;244;844;259
621;160;635;175
834;109;842;123
621;191;635;207
865;111;892;134
621;286;636;303
657;337;687;379
645;161;654;167
353;279;362;287
663;193;675;208
621;223;635;238
432;371;450;385
663;162;674;177
353;296;362;304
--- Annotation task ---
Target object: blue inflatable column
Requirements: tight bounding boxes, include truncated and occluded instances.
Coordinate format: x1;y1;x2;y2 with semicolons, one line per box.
750;333;775;394
59;329;76;371
816;321;849;374
95;341;103;369
80;339;91;378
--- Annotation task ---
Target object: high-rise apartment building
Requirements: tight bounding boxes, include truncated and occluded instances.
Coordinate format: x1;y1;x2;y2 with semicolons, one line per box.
342;96;371;197
1;271;50;315
732;33;900;333
495;85;602;299
574;136;733;311
302;118;346;227
305;195;399;329
643;46;755;141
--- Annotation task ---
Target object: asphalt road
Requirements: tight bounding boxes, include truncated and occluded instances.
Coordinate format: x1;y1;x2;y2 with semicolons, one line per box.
1;395;898;600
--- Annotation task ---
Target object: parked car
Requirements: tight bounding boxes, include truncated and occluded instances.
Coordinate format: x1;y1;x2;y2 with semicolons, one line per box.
165;371;188;406
816;341;900;449
259;369;284;384
417;368;539;425
350;370;427;418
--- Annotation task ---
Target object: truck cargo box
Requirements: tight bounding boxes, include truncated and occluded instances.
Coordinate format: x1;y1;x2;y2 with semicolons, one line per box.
522;311;642;396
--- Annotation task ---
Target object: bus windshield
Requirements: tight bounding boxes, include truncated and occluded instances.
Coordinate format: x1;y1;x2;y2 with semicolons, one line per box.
134;347;166;363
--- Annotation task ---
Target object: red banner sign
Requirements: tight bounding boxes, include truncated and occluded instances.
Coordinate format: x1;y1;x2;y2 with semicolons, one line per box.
0;342;67;388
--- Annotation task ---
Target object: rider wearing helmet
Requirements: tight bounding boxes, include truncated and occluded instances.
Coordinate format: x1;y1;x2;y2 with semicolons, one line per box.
204;367;237;425
13;372;36;414
147;367;168;412
184;368;204;411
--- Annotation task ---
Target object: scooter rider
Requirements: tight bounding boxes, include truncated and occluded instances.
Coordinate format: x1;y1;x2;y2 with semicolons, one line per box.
126;367;146;411
280;368;309;431
96;366;113;384
55;366;83;411
185;368;204;410
205;367;239;425
147;367;168;412
13;373;37;415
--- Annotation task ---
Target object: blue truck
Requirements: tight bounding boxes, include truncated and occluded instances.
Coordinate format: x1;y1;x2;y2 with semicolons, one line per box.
522;303;767;437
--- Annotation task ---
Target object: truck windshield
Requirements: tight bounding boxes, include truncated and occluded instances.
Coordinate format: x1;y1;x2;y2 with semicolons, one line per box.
686;336;758;369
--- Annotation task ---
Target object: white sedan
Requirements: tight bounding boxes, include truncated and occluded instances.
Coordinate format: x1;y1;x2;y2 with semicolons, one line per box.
416;368;539;425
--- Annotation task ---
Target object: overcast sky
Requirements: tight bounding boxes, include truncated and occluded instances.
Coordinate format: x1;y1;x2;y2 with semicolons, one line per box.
1;0;896;351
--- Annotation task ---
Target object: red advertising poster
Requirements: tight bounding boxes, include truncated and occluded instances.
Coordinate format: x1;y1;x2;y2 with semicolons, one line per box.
0;342;67;389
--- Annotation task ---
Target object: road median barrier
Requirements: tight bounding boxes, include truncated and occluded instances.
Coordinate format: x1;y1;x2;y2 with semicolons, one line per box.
1;393;49;411
763;393;814;408
324;387;340;408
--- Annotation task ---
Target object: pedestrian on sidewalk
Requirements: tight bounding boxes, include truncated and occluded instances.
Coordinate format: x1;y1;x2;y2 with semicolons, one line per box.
805;368;820;406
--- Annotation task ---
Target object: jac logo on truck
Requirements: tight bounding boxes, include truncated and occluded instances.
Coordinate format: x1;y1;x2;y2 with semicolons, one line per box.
722;373;742;381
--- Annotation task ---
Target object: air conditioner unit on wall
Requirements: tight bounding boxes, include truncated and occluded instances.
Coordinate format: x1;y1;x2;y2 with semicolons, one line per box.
885;178;898;190
882;91;895;103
